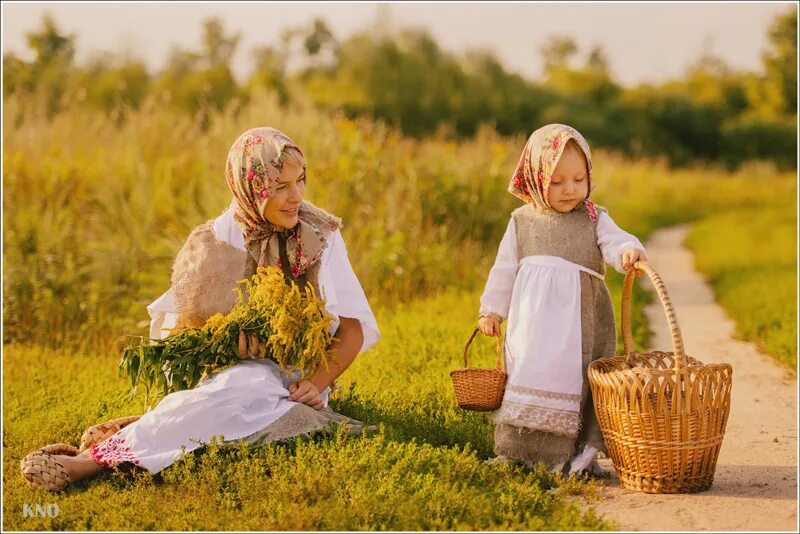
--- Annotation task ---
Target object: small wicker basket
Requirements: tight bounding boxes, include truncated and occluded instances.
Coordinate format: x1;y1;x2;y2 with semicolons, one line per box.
451;328;507;412
588;261;733;494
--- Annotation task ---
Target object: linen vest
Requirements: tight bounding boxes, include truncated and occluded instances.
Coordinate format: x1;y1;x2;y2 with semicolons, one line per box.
170;202;340;329
511;202;616;363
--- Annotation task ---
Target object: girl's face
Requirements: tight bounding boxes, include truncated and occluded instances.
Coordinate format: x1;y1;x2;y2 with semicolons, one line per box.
261;163;306;228
548;146;589;213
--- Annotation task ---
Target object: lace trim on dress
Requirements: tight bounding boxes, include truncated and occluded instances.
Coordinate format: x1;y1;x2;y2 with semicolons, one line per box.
493;401;581;438
506;383;582;402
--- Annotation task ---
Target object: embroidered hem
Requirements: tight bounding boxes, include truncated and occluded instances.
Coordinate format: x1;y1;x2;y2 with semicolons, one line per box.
494;401;581;438
506;384;582;402
88;432;143;468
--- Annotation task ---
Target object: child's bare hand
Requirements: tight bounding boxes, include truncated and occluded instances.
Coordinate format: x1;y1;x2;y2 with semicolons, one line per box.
478;315;501;337
621;248;648;274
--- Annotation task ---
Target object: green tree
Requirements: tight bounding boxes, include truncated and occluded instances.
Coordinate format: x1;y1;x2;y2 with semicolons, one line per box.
69;53;150;112
153;17;241;114
762;6;797;115
586;45;610;74
26;13;75;67
304;18;336;57
15;14;77;114
540;37;578;73
247;45;289;104
3;53;33;97
202;18;241;67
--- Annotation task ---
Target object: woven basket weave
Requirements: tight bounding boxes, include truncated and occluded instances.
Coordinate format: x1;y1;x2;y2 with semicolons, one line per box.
588;261;733;494
451;328;507;412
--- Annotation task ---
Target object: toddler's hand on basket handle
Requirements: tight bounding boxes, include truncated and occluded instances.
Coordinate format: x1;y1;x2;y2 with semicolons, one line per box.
478;315;501;337
622;248;648;275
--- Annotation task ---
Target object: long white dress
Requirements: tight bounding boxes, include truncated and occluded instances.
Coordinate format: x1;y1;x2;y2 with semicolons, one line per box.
480;211;644;437
89;211;380;474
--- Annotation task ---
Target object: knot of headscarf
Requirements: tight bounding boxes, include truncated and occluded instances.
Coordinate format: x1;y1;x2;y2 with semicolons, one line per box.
225;127;326;280
507;123;598;221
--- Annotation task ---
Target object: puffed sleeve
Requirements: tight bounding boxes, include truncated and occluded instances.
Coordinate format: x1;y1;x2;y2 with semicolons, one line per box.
597;211;646;274
316;229;381;353
479;217;519;321
147;289;177;340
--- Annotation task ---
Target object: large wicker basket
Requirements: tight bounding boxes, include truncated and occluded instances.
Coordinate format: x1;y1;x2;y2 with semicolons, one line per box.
588;261;733;494
451;328;507;412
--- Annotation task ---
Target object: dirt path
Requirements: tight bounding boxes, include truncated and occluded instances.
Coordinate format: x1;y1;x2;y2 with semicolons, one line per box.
587;225;798;532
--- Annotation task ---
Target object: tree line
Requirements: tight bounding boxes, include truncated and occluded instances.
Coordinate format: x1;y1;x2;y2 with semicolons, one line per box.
4;7;796;169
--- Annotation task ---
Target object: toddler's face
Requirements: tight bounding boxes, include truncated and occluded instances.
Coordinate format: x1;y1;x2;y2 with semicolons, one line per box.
548;147;589;213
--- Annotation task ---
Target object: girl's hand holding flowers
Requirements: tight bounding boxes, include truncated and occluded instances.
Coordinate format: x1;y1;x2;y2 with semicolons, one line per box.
237;331;264;360
288;380;324;410
622;248;648;274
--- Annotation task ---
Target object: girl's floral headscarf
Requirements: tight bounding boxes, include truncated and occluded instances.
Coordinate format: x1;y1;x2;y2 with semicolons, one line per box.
225;127;326;280
508;123;598;220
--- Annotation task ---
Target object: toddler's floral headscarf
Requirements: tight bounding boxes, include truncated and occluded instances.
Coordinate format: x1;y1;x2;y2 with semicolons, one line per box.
508;123;598;220
226;127;325;279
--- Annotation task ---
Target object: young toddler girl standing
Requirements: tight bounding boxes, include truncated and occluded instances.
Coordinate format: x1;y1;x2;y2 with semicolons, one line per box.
478;123;647;475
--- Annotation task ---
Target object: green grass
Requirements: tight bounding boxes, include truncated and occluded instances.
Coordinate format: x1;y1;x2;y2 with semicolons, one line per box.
685;206;798;371
3;290;620;531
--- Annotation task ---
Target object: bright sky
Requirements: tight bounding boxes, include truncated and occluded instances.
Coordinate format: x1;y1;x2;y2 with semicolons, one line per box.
2;2;794;86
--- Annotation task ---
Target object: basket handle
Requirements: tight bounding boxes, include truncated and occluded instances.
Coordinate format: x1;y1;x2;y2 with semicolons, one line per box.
463;328;504;371
621;261;686;369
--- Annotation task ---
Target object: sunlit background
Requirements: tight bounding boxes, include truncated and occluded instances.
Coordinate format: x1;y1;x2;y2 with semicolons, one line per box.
2;3;797;529
2;2;791;85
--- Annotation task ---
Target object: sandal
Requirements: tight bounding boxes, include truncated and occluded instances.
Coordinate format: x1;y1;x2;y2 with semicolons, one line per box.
79;415;141;452
20;443;79;492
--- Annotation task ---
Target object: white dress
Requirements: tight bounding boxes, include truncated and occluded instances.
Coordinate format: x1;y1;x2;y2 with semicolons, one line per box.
89;209;380;474
480;211;644;436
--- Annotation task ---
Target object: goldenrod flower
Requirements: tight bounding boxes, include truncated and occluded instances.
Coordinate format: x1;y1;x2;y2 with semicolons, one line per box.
120;267;335;406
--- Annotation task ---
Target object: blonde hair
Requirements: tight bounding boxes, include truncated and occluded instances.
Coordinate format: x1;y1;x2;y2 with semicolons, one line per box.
280;146;305;169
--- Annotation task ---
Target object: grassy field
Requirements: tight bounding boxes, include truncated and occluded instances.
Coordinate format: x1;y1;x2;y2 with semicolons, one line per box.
4;292;616;531
686;204;797;371
3;92;796;529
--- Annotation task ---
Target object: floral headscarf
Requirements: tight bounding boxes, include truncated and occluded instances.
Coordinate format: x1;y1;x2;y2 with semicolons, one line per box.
508;123;598;220
225;127;325;279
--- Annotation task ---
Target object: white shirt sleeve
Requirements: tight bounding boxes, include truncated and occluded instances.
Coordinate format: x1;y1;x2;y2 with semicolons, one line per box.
147;289;177;340
597;211;646;274
317;229;381;353
479;217;519;321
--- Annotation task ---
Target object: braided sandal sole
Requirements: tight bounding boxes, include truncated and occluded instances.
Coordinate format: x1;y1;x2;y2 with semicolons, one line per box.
79;415;141;452
20;443;78;492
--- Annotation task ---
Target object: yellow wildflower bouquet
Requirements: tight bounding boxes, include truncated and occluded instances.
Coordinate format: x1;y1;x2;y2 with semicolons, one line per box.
120;267;335;405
